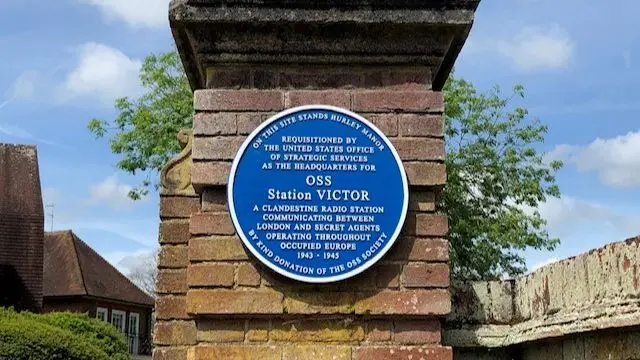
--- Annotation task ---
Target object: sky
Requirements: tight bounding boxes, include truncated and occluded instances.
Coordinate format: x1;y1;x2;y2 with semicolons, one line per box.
1;0;639;276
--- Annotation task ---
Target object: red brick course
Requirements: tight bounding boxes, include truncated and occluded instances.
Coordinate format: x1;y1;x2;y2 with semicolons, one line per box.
402;263;450;288
194;90;284;111
189;212;235;235
353;346;452;360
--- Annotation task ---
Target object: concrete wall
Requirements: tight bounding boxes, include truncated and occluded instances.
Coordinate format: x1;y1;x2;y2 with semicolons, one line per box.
444;237;640;359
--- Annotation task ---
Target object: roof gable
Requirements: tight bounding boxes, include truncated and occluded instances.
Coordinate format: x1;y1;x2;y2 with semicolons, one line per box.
43;231;154;307
43;231;86;297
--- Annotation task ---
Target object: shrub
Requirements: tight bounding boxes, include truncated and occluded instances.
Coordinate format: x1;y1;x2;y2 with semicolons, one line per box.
0;308;129;360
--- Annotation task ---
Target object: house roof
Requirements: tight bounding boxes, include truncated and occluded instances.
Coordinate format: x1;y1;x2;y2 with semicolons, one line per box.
43;230;155;307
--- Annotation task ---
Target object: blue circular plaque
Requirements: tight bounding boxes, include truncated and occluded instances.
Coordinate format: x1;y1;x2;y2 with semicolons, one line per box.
228;105;409;283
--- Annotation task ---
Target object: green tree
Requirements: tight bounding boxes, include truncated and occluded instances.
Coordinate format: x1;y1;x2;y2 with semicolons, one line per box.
442;78;562;280
89;50;562;279
88;51;193;199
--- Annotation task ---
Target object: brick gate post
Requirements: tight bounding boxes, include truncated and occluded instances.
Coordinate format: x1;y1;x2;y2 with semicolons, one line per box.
155;1;479;359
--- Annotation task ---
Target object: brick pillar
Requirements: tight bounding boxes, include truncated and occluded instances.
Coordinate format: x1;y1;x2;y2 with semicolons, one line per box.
157;2;478;359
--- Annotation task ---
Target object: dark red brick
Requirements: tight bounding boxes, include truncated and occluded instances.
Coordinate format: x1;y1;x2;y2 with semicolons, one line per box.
402;263;450;288
354;346;452;360
352;91;443;113
394;319;441;344
194;90;284;111
190;213;235;236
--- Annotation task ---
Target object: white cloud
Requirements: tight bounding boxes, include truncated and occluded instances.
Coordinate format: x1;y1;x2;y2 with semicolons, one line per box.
0;71;38;111
536;196;640;239
497;25;574;71
529;257;559;273
104;249;157;274
80;0;170;29
87;175;137;209
10;71;37;100
547;131;640;188
58;43;141;105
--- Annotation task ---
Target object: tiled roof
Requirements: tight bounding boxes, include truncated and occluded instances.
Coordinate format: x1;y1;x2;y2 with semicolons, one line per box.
43;231;154;307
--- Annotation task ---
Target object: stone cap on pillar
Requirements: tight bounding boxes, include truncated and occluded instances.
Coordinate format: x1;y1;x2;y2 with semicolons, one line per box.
169;0;480;91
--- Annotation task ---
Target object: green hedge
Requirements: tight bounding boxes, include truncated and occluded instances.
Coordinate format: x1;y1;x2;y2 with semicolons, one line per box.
0;308;129;360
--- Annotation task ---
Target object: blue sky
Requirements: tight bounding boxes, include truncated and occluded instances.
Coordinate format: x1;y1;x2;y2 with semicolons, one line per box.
1;0;639;275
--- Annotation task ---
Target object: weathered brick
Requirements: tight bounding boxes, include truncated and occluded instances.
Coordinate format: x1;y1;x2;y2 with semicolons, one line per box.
159;220;190;245
192;161;231;189
403;213;448;237
190;345;281;360
195;90;284;111
157;269;188;294
409;191;436;212
154;321;197;346
160;196;200;219
394;319;441;344
335;270;378;291
352;91;443;113
399;114;444;137
283;292;355;314
355;289;450;315
286;90;350;108
391;138;444;161
237;113;266;135
187;289;284;314
404;162;447;186
156;296;189;320
282;346;352;360
190;212;235;235
280;71;361;89
206;68;251;89
388;238;449;262
402;263;450;288
247;319;270;342
188;263;235;287
376;264;402;289
193;112;237;136
366;320;392;342
353;346;452;360
366;113;398;137
271;319;365;342
159;245;188;269
197;319;245;342
237;262;261;287
152;347;189;360
385;68;431;89
201;188;227;212
189;236;249;261
253;69;278;89
193;136;245;160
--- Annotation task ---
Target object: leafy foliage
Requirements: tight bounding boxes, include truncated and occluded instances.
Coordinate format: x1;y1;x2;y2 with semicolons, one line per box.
442;77;562;280
89;50;563;279
88;51;193;199
0;308;128;360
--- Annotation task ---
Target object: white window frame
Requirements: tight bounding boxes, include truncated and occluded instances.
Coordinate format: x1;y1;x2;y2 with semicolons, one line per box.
96;307;108;323
128;312;140;354
110;310;126;332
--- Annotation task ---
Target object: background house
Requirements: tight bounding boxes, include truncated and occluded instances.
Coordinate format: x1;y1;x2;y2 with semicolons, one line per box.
43;230;155;355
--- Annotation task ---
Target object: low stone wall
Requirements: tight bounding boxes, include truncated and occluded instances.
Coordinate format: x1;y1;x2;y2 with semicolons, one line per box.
445;237;640;359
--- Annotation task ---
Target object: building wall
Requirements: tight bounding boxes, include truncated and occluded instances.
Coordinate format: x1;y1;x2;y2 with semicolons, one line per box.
444;237;640;359
0;144;44;312
454;327;640;360
154;78;450;359
43;296;153;355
